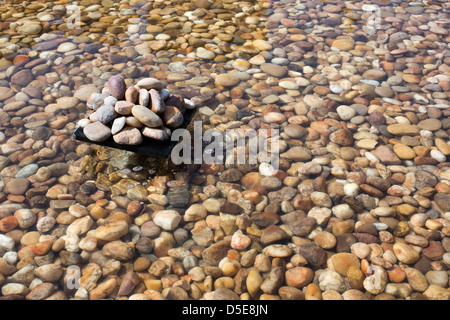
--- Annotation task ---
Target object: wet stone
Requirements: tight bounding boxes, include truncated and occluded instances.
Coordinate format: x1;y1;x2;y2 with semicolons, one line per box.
167;187;190;208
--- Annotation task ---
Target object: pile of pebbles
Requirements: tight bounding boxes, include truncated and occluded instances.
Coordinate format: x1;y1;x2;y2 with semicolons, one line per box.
79;76;195;145
0;0;449;302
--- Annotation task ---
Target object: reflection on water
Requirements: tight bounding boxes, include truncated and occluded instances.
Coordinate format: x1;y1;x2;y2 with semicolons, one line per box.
0;0;449;301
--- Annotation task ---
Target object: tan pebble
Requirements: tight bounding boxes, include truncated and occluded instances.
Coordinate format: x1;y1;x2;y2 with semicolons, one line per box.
329;253;361;277
246;269;263;298
20;231;41;246
26;283;56;300
393;243;420;264
305;283;322;300
144;279;162;292
342;289;369;300
405;268;429;292
322;290;343;300
95;220;129;241
347;266;365;290
387;266;407;283
89;278;117;300
425;219;443;230
52;238;65;252
214;277;235;290
285;267;314;288
278;286;305;300
423;285;450;300
313;231;336;249
89;205;108;220
218;258;240;277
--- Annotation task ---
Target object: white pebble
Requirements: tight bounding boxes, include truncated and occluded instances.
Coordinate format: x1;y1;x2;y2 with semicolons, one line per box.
443;253;450;267
430;149;446;162
0;235;15;251
373;223;388;231
77;119;91;128
420;130;433;138
259;163;276;176
104;96;118;106
343;183;359;197
332;204;354;220
3;251;18;265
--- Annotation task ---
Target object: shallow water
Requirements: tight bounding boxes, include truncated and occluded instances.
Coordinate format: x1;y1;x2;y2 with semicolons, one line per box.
0;0;449;300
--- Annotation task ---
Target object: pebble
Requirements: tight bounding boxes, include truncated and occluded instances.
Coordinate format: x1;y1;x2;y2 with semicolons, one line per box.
386;124;419;136
393;243;420;264
108;76;127;100
96;105;117;124
153;210;181;231
95;221;129;241
15;164;38;178
111;117;126;135
426;271;448;288
319;270;346;293
131;105;162;128
113;128;143;146
261;63;288;78
215;74;240;87
184;204;207;222
56;97;79;110
135;78;163;91
83;122;111;142
285;267;314;288
5;178;30;195
337;106;356;121
11;70;33;87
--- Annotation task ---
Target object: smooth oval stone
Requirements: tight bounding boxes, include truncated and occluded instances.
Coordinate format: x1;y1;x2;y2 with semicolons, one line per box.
165;94;185;112
111;117;126;135
57;97;79;110
126;116;144;128
387;124;419;136
160;88;171;101
362;69;387;81
162;106;183;129
16;164;39;178
113;128;143;145
11;69;33;87
261;63;288;77
125;87;139;104
142;127;170;141
83;122;111;142
139;89;150;107
331;38;355;51
108;75;126;100
215;74;240;87
96;104;118;124
0;87;14;101
57;42;77;52
68;81;92;103
132;105;162;127
115;101;134;115
104;96;118;106
5;178;30;195
417;119;442;131
149;89;165;114
18;22;42;35
135;78;163;91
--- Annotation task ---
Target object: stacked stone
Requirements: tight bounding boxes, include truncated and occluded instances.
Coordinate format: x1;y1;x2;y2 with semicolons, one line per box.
79;76;195;145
